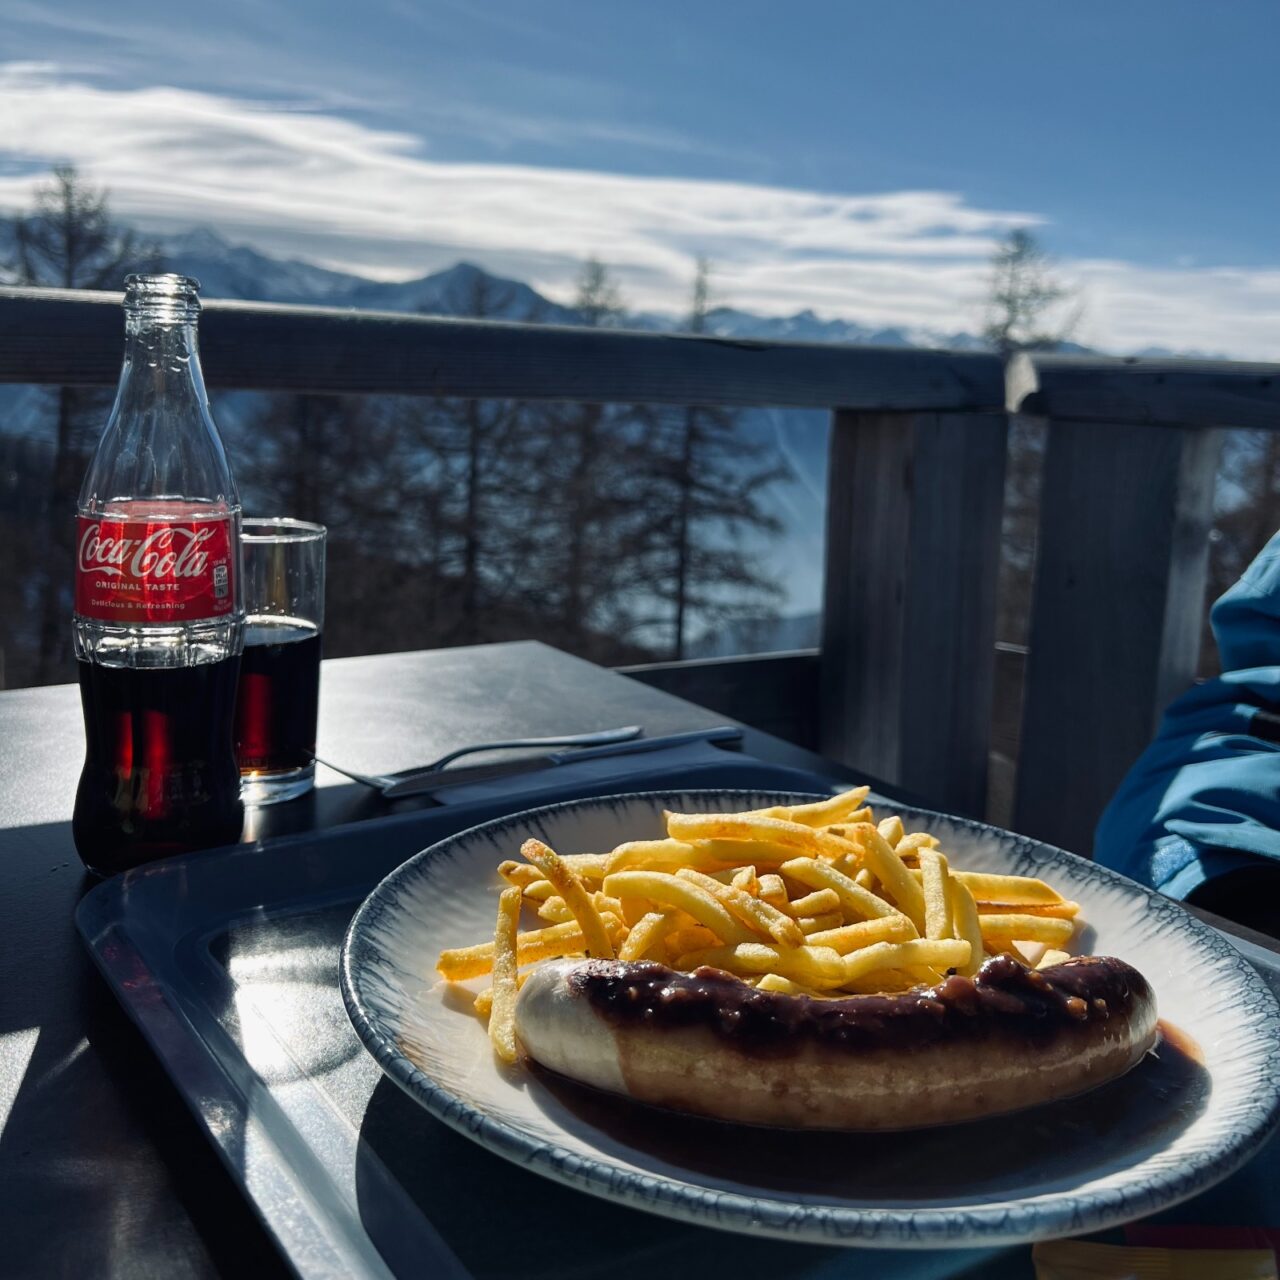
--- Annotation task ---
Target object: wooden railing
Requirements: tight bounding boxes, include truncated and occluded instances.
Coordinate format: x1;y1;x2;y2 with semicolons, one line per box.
1;286;1270;856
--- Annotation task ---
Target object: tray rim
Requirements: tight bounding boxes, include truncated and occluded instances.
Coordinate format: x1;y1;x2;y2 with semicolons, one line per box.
340;787;1280;1250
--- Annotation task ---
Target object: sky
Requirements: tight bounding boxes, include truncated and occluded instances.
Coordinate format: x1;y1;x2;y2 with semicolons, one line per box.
1;0;1279;355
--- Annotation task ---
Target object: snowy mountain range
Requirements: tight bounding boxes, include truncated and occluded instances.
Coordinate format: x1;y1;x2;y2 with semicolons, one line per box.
152;226;1066;353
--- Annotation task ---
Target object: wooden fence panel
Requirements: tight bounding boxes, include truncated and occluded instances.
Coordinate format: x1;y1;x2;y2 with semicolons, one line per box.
820;409;1008;815
1014;418;1222;853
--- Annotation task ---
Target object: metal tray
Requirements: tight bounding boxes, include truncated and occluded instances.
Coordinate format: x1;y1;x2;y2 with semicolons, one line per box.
76;747;1280;1280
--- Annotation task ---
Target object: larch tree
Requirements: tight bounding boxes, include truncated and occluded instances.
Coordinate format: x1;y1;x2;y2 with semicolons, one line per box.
982;229;1078;646
648;258;788;659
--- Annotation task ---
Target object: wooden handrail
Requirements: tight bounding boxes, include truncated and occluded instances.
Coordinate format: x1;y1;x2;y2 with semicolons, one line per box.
1009;351;1280;430
0;286;1006;409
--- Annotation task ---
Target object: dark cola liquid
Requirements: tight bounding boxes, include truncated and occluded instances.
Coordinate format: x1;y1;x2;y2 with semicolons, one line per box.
234;619;322;775
73;653;245;874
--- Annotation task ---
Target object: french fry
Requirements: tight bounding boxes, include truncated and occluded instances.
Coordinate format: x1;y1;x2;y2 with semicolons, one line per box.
840;939;970;985
751;785;871;828
754;972;822;995
919;849;953;941
488;887;522;1064
778;857;907;924
877;815;905;847
675;942;849;988
836;824;927;932
665;811;856;862
783;888;842;918
796;912;845;934
730;866;759;895
618;909;679;962
758;873;788;909
521;879;557;902
895;832;940;856
536;896;574;924
854;867;876;891
666;925;720;955
473;972;529;1019
949;881;985;978
532;892;624;925
559;853;611;882
602;870;756;946
437;915;624;981
975;901;1081;919
979;913;1075;947
605;839;703;874
675;868;805;948
805;914;918;954
1038;949;1073;969
498;860;544;889
947;871;1063;906
522;839;616;960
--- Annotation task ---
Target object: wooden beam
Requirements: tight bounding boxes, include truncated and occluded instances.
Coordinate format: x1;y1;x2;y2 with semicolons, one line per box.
1014;418;1222;854
0;286;1006;409
1009;351;1280;431
820;410;1008;816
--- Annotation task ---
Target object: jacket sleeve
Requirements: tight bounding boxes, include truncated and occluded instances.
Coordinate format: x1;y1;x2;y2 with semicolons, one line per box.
1093;529;1280;898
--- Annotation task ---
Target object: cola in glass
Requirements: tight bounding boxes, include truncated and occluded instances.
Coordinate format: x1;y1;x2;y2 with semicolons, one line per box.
234;518;326;805
72;274;245;874
235;618;322;776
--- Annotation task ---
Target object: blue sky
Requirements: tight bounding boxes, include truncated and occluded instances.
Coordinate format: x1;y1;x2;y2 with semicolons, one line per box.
2;0;1279;354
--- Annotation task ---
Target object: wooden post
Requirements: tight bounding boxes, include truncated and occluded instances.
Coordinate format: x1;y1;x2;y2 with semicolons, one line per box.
820;410;1009;816
1013;418;1221;854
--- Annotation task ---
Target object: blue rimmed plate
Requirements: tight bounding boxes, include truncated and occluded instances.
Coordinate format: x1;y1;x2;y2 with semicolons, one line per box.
340;790;1280;1248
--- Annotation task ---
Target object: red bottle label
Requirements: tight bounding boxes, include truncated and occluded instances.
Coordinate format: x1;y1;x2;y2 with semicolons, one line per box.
75;509;236;623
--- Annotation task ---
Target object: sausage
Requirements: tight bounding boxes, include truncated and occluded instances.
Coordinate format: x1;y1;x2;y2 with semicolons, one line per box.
513;954;1158;1130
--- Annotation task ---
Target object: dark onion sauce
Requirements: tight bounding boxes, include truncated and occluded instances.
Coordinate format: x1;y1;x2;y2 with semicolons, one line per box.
568;954;1149;1056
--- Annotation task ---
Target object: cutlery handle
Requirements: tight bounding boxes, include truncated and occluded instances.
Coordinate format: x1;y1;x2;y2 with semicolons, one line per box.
425;725;643;772
544;725;742;764
380;726;743;799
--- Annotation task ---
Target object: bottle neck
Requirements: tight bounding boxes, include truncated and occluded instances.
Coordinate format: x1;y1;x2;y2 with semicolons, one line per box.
117;311;210;413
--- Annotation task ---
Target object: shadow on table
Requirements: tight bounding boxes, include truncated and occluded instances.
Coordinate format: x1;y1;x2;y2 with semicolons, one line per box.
354;1075;1026;1280
0;818;289;1278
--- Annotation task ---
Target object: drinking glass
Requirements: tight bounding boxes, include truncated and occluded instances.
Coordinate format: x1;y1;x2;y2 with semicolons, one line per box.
235;518;326;805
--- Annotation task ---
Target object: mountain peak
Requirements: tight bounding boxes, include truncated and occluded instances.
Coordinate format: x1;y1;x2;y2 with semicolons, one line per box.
165;226;235;255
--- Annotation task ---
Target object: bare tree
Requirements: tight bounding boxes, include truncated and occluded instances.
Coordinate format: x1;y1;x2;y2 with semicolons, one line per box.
8;165;160;682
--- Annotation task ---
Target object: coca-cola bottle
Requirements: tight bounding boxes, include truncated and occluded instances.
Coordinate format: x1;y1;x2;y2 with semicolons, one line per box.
72;274;245;874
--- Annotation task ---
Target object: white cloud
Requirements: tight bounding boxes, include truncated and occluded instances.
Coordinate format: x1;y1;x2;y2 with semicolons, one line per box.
1;62;1279;357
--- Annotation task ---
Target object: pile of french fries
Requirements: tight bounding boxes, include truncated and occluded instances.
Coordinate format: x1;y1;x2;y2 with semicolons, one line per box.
435;788;1081;1063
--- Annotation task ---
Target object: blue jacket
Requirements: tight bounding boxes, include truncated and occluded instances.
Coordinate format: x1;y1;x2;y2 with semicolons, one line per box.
1095;529;1280;898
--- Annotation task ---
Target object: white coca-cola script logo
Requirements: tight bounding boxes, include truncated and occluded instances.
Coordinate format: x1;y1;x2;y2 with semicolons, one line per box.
78;523;218;581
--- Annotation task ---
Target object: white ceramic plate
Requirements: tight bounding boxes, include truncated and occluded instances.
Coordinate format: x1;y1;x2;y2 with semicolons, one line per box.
341;790;1280;1247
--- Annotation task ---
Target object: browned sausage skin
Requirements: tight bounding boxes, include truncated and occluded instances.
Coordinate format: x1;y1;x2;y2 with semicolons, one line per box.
514;954;1158;1130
